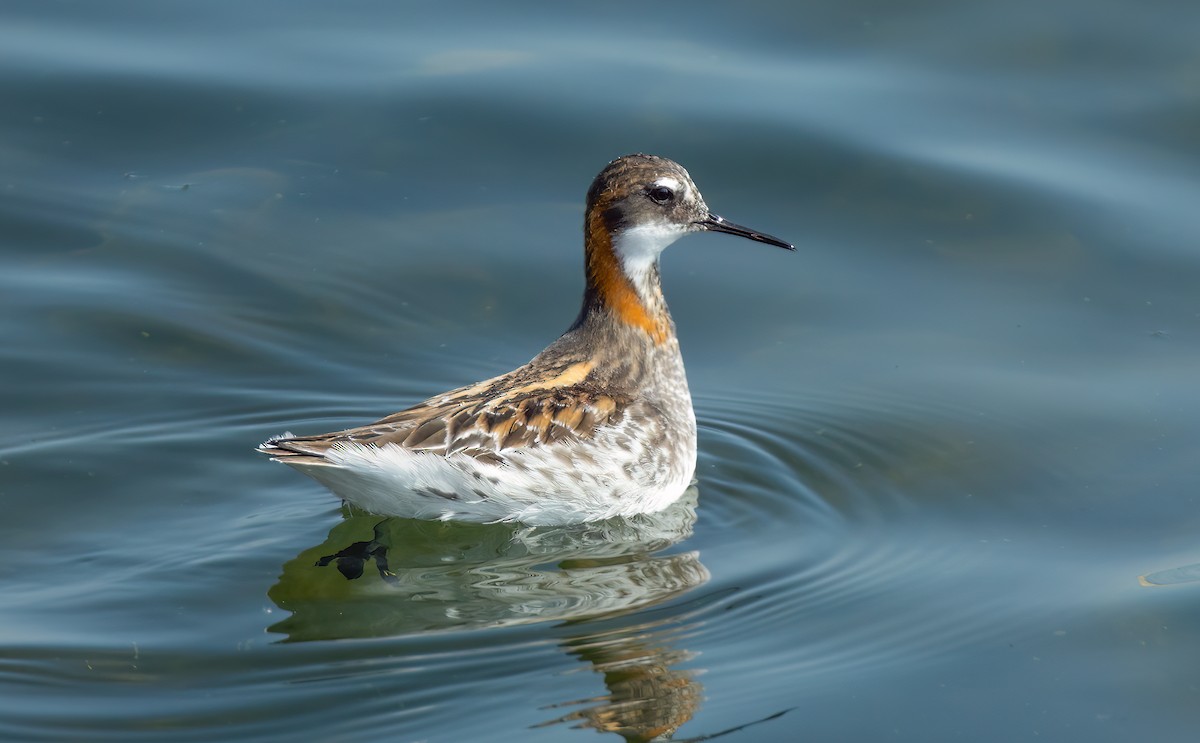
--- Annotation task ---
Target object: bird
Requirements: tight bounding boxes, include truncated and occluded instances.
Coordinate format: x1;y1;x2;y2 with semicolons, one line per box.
259;154;793;525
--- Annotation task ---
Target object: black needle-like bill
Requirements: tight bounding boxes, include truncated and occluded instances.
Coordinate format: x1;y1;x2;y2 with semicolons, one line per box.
700;213;794;251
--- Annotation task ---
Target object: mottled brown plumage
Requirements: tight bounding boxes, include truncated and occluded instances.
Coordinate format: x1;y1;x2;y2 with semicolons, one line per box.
264;344;631;463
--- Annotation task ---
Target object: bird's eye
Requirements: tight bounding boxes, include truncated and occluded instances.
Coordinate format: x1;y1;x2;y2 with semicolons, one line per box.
648;186;675;204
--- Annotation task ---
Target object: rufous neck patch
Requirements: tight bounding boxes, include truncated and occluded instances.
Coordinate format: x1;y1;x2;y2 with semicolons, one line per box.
584;209;670;344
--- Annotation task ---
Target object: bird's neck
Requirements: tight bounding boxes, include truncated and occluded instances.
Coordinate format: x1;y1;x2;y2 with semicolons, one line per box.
574;209;672;344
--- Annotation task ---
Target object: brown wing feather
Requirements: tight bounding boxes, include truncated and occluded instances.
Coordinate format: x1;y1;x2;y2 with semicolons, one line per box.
259;357;627;462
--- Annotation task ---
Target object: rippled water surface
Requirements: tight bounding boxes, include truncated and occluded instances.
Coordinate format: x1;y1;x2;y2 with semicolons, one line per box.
3;1;1200;741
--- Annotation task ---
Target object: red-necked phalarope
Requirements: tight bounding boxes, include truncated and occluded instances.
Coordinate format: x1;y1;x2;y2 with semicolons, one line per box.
259;154;793;525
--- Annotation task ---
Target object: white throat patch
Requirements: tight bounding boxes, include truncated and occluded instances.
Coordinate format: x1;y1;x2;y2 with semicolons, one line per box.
613;222;687;282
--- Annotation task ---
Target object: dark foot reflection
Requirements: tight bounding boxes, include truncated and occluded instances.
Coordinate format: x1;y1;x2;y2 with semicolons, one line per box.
314;525;388;583
313;520;396;582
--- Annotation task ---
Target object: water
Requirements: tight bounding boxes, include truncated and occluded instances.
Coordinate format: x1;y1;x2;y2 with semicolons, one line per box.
3;1;1199;740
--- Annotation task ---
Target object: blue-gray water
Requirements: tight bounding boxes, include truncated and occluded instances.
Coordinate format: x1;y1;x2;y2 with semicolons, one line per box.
3;1;1199;741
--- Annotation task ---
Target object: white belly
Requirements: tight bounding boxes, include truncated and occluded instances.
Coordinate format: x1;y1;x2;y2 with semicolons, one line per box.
287;426;697;526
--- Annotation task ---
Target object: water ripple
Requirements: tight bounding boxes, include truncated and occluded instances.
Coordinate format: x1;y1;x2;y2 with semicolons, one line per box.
688;388;1027;684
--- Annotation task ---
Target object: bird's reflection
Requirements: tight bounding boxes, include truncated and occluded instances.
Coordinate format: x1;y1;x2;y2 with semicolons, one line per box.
268;489;708;740
536;629;703;741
